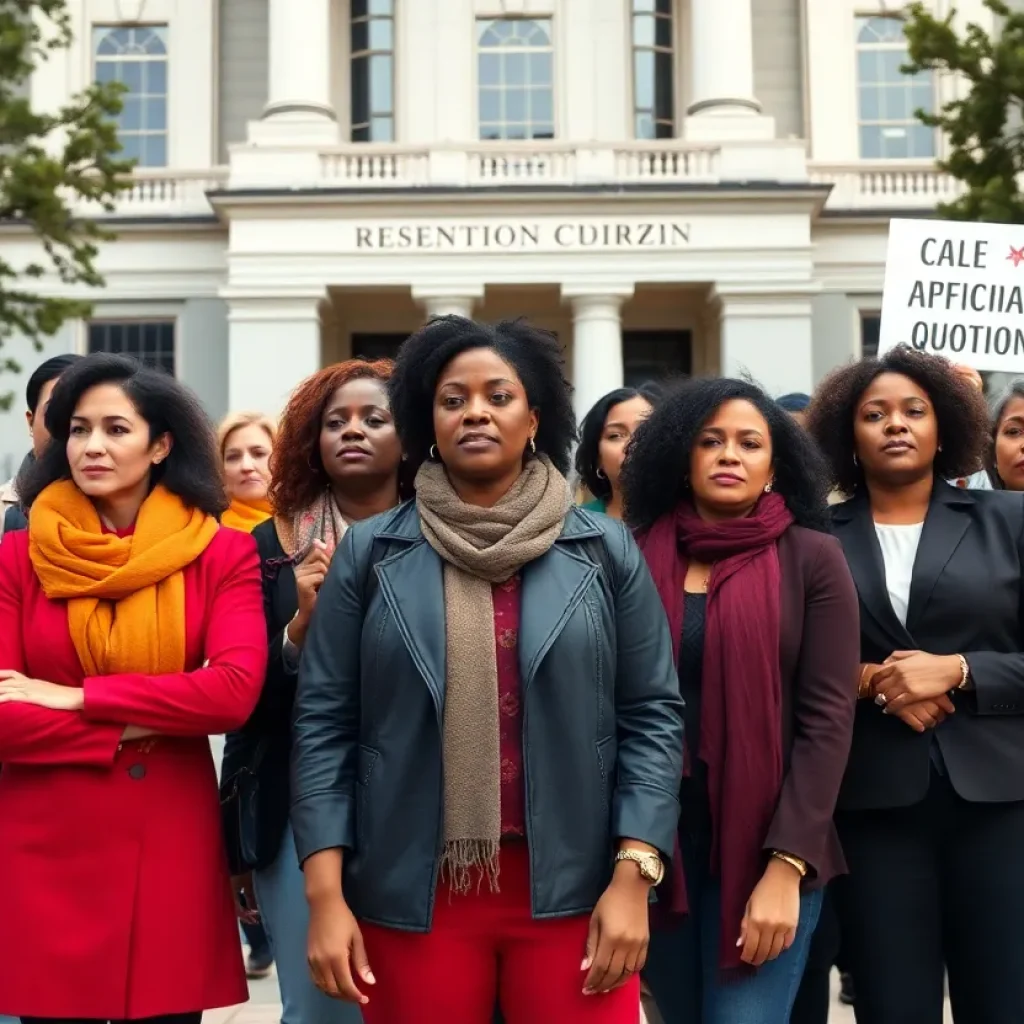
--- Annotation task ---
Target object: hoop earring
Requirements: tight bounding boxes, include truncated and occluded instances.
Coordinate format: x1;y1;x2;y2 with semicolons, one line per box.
529;437;537;455
429;444;438;460
596;467;606;480
853;453;859;467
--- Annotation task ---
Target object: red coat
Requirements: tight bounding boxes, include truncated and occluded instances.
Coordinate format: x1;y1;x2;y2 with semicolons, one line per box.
0;526;268;1020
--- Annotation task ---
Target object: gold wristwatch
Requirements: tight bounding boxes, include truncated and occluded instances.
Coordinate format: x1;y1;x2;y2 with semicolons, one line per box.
615;849;665;886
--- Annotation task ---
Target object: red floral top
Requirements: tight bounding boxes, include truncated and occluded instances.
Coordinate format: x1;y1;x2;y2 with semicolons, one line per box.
494;575;525;838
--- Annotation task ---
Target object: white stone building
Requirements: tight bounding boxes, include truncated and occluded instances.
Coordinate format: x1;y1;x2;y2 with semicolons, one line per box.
1;0;1017;469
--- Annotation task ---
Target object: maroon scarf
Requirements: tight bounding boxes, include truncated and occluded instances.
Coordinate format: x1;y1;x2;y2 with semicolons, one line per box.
636;492;793;973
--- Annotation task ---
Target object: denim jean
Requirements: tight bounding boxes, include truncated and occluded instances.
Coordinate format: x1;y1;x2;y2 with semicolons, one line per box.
254;823;363;1024
644;876;822;1024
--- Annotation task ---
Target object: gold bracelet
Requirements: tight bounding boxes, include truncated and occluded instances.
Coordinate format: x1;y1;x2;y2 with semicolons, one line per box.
771;850;808;878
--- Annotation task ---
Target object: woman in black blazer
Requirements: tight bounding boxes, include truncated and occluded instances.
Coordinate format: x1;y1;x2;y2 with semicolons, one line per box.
808;345;1024;1024
221;358;404;1024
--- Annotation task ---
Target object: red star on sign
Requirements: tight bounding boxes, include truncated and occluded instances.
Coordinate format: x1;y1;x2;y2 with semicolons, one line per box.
1009;245;1024;268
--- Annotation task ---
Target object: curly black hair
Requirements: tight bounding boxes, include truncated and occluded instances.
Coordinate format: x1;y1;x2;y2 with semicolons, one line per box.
575;383;664;501
388;316;576;475
20;353;227;517
622;376;831;533
806;344;989;494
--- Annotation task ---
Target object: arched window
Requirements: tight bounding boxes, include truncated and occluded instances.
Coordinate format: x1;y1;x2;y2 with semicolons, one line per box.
632;0;675;139
477;19;554;141
856;15;935;160
351;0;394;142
93;26;169;168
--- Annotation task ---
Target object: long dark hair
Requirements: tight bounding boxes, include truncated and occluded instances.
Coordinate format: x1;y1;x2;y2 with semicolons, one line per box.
575;384;663;502
20;353;227;516
623;376;831;533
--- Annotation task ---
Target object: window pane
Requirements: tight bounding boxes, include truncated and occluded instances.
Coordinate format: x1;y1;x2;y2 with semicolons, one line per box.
119;134;141;162
145;97;166;131
370;54;392;113
633;15;654;46
881;50;905;80
655;0;672;13
369;17;392;50
143;60;166;94
351;18;369;52
120;96;142;131
634;50;654;110
369;0;392;12
479;88;501;122
859;124;882;158
655;13;673;48
479;53;500;86
506;90;526;122
352;0;368;16
529;52;552;87
533;122;554;139
120;61;143;92
370;115;393;141
96;61;117;83
635;112;654;139
352;123;370;141
654;50;673;120
913;80;934;112
655;118;673;138
530;88;553;125
858;85;880;121
504;52;526;86
857;49;879;84
909;123;936;158
632;0;656;10
479;122;502;140
351;58;369;124
143;133;167;167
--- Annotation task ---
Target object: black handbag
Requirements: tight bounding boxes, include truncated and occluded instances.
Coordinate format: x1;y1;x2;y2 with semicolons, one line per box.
220;737;275;875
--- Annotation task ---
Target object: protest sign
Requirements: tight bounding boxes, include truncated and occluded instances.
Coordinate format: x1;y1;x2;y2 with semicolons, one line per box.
879;218;1024;373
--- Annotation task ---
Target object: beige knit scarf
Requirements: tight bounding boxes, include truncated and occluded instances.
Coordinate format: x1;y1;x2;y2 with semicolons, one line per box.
415;454;570;892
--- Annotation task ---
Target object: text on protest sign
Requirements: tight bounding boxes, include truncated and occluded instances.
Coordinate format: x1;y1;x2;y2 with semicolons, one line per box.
879;218;1024;373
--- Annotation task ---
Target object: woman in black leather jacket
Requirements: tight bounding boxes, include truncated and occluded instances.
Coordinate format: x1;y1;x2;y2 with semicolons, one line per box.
291;317;684;1024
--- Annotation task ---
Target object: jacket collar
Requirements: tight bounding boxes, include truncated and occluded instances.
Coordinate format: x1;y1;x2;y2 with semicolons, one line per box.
832;478;974;644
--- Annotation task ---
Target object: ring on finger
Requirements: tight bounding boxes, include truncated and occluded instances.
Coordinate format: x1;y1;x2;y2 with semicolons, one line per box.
875;692;888;706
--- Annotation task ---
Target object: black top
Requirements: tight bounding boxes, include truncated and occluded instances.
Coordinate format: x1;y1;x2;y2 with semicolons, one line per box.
832;481;1024;810
678;592;711;842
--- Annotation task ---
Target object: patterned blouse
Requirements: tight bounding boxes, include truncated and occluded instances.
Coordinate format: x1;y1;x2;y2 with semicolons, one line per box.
494;574;525;838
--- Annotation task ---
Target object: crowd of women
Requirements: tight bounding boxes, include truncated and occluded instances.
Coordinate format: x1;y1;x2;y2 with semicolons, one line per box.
0;315;1021;1024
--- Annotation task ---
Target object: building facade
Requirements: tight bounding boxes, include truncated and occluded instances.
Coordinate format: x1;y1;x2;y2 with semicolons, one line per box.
0;0;1015;468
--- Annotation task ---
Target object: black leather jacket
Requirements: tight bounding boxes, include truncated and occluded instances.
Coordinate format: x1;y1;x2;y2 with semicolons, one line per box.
291;501;684;931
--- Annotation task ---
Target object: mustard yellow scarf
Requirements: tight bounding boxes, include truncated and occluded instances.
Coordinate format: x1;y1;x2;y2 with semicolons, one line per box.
29;481;218;676
221;496;273;534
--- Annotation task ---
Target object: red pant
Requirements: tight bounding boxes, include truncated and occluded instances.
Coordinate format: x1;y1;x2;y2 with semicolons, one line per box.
360;843;640;1024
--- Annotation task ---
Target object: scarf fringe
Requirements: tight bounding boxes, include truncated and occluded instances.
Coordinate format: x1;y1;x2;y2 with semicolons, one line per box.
440;839;502;895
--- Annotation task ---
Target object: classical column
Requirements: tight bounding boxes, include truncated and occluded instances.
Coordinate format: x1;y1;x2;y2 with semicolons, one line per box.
684;0;774;142
256;0;336;142
712;287;815;396
227;297;324;414
564;287;634;423
412;286;485;321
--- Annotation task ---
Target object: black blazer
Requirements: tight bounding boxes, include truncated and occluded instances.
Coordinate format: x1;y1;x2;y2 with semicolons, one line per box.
220;518;298;863
832;481;1024;811
290;501;684;931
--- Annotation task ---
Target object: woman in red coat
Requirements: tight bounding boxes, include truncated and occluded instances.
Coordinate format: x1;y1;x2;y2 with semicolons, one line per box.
0;353;268;1024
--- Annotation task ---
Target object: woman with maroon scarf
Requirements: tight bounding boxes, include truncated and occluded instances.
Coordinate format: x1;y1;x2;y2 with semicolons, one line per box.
623;377;859;1023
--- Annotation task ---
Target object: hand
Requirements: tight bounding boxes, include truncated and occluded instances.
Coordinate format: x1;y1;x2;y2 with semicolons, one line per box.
0;671;84;711
872;651;962;712
738;858;802;967
232;872;260;925
891;693;956;733
582;866;650;995
291;540;332;645
122;725;160;741
307;895;375;1005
